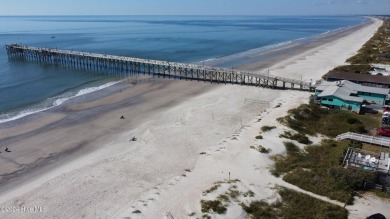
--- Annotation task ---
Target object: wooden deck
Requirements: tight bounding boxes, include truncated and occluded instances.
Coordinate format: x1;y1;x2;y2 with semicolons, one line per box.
342;147;390;175
6;44;314;90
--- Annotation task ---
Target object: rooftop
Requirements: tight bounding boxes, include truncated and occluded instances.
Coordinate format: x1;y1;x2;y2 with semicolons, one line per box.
317;84;363;102
325;70;390;86
316;80;390;103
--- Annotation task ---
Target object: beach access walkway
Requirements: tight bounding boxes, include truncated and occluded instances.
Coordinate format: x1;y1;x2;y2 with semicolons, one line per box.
336;132;390;148
6;44;314;90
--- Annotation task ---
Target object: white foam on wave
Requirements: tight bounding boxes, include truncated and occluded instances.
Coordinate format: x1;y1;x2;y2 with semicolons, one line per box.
0;80;122;124
198;18;368;67
196;39;295;66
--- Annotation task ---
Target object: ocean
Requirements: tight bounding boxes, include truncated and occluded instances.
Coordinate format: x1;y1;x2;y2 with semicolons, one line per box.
0;16;367;123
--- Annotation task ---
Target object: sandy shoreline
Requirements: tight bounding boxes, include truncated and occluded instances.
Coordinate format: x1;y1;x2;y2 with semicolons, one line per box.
0;17;387;218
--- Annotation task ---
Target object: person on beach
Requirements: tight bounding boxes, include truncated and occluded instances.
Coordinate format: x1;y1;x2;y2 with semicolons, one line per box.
120;115;125;119
5;147;11;152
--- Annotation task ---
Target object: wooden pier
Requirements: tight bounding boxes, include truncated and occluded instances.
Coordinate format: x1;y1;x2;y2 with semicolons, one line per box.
6;44;313;90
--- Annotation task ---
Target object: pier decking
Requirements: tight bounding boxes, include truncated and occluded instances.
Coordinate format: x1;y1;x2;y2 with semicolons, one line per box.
6;44;314;90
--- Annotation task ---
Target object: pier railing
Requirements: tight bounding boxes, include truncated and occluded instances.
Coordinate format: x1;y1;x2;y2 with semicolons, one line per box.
6;44;313;90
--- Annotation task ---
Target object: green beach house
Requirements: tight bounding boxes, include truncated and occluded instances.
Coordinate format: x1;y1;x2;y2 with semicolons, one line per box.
315;80;389;113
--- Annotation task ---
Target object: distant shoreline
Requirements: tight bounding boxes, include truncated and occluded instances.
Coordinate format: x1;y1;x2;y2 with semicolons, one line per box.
0;16;370;126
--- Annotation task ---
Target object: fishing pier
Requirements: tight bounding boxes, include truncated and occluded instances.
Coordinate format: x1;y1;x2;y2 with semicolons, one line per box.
6;44;313;90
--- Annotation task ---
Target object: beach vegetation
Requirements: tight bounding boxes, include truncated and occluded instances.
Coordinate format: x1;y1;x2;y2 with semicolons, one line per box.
365;190;390;200
243;190;255;197
280;130;310;144
250;145;270;154
227;188;241;200
216;194;230;202
200;200;227;214
283;141;300;154
347;19;390;65
260;125;276;132
241;200;280;219
242;187;348;219
227;179;240;183
255;135;263;139
333;64;372;74
202;184;221;196
273;138;377;203
277;102;379;137
202;214;211;219
362;143;383;153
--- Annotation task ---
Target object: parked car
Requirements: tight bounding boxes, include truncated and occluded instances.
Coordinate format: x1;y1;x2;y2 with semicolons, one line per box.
383;105;390;113
377;127;390;136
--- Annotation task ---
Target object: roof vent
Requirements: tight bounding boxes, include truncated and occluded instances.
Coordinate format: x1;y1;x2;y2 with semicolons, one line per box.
336;81;343;87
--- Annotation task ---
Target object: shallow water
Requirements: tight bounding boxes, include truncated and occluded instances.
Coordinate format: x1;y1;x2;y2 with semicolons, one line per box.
0;15;366;123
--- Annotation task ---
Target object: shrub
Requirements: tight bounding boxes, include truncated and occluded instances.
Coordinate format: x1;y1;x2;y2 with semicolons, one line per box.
200;200;227;214
188;212;196;216
255;135;263;139
216;194;230;202
277;103;374;137
243;190;255;197
278;188;348;219
296;134;310;144
280;131;310;144
202;184;221;196
346;117;359;124
261;126;276;132
241;201;279;219
242;188;348;219
273;138;380;203
328;167;376;191
333;64;372;74
259;147;270;153
251;145;270;154
283;141;300;154
228;189;241;200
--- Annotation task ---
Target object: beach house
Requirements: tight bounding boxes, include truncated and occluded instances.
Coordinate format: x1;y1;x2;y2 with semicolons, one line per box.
315;80;389;113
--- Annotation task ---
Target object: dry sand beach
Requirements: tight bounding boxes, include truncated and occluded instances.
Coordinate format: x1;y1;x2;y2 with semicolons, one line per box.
0;17;388;218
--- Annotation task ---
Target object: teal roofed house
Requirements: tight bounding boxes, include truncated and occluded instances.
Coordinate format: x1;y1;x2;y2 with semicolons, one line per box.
315;80;389;113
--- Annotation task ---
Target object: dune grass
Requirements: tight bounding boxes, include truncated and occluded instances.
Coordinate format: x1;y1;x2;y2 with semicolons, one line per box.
277;103;379;137
250;145;270;154
330;20;390;75
200;200;227;214
242;187;348;219
280;130;310;144
255;135;263;139
272;139;376;204
261;125;276;132
333;64;372;74
346;19;390;65
202;184;221;196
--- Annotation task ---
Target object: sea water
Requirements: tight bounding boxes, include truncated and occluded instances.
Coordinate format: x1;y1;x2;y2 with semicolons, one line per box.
0;16;366;123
